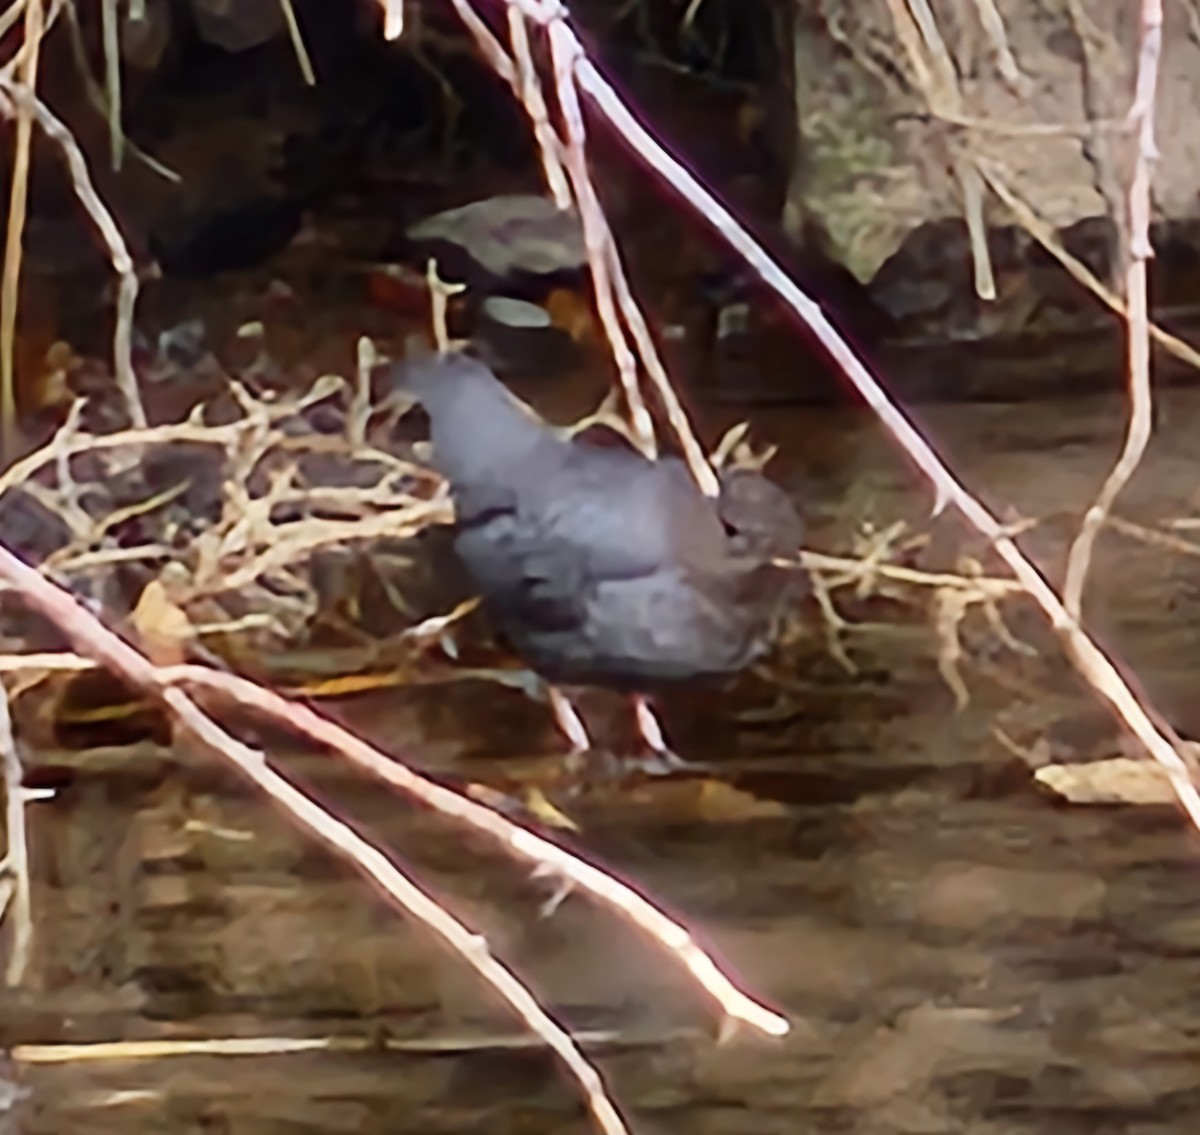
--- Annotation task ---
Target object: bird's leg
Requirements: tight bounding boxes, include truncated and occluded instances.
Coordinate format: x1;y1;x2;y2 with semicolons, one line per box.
547;685;592;753
631;695;690;774
547;685;610;789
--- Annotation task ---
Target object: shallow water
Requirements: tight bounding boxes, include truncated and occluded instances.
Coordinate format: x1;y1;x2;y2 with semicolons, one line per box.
7;366;1200;1134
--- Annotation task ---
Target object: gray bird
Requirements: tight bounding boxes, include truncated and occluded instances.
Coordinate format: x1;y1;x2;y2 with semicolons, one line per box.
394;349;806;764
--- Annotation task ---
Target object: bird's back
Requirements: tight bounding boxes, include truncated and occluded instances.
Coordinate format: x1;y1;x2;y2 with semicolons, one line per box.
396;350;803;687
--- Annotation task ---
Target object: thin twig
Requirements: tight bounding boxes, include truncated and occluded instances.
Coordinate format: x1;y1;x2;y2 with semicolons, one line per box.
278;0;316;84
978;163;1200;373
348;337;375;447
0;545;631;1135
444;0;516;81
546;7;717;490
0;0;43;457
0;653;95;672
543;17;656;459
802;550;1019;596
436;0;720;494
507;5;571;206
0;681;32;985
955;157;995;300
563;28;1200;830
1062;0;1161;619
13;1024;690;1063
100;0;122;168
910;110;1126;138
61;0;180;181
163;662;789;1037
0;0;29;46
604;236;720;492
902;0;960;107
885;0;995;298
0;80;147;428
0;0;62;80
425;258;466;353
969;0;1030;94
1109;515;1200;559
1064;0;1129;291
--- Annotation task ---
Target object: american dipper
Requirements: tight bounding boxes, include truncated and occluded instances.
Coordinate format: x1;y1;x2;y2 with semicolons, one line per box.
395;349;805;763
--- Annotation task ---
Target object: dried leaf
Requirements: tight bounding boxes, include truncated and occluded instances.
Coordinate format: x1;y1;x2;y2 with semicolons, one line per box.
462;782;577;830
694;779;788;823
130;578;194;666
522;786;579;831
624;778;788;823
1035;758;1175;805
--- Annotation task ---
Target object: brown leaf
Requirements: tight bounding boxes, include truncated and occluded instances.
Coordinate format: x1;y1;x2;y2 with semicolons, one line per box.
521;786;579;831
1035;758;1175;805
695;779;789;822
131;579;195;667
622;778;788;823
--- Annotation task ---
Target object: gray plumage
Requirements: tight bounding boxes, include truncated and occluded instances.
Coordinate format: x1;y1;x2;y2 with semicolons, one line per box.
397;351;805;689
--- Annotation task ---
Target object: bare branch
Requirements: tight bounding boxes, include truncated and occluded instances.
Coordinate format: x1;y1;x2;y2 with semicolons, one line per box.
0;0;44;455
435;0;720;494
0;78;147;429
1062;0;1162;617
0;680;33;985
549;13;1200;829
163;662;789;1037
508;4;571;206
0;550;633;1135
278;0;316;85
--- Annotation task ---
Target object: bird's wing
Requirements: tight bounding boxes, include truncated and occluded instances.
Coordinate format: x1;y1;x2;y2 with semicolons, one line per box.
454;496;590;632
527;453;730;583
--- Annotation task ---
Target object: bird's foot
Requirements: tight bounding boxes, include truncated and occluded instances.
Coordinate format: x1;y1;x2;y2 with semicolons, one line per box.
633;747;694;776
561;744;591;781
549;689;707;786
564;744;700;787
559;744;637;793
630;694;709;775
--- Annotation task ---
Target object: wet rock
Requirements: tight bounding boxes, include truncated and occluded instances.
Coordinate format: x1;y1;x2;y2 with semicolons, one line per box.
404;194;587;290
868;221;1037;343
778;0;1200;282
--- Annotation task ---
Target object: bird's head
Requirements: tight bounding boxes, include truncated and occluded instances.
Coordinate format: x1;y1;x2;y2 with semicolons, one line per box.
716;468;804;562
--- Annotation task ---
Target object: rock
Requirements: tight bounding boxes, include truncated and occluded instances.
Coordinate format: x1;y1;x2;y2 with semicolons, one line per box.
405;194;587;284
